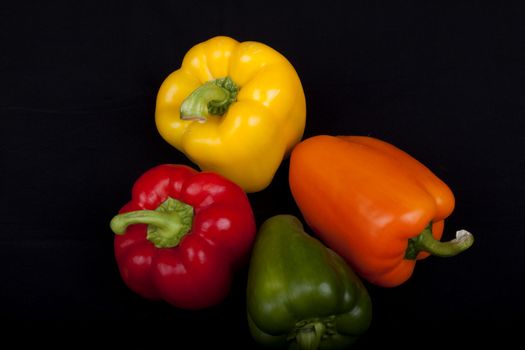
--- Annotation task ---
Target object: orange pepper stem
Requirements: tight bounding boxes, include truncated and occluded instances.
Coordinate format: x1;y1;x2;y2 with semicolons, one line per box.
405;224;474;260
180;76;239;122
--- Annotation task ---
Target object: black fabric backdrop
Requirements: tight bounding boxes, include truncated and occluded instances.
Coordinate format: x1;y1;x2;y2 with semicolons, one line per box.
1;1;523;347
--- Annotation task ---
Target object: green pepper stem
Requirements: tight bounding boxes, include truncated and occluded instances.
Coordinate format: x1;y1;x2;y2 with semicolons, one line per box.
180;76;239;122
405;224;474;260
110;197;194;249
295;322;325;350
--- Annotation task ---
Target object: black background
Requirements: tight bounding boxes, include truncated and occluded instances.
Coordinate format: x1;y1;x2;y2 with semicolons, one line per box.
1;1;524;347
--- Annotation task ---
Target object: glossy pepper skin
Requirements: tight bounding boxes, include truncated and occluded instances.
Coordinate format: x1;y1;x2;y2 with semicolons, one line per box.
155;36;306;193
109;164;256;309
289;136;474;287
247;215;372;350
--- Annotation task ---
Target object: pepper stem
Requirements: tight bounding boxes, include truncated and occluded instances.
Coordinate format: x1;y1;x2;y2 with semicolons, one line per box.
405;224;474;260
295;322;325;350
180;76;239;122
110;197;194;248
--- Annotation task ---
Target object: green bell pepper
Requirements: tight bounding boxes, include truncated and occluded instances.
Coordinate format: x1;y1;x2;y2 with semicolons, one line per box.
247;215;372;349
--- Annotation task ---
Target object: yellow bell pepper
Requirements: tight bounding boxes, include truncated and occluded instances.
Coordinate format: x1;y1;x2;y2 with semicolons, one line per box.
155;36;306;193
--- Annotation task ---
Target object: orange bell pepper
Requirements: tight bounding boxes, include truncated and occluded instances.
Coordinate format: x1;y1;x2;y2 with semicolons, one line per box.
289;135;474;287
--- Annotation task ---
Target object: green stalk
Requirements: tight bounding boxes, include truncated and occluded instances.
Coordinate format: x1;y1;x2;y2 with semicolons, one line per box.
110;197;194;248
295;322;326;350
405;224;474;260
180;76;239;122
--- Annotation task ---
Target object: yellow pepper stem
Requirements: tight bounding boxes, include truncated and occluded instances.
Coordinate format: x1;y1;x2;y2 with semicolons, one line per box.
180;76;239;122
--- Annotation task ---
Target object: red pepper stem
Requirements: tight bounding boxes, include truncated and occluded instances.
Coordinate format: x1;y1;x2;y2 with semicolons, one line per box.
110;197;194;249
180;76;239;121
295;322;325;350
405;224;474;260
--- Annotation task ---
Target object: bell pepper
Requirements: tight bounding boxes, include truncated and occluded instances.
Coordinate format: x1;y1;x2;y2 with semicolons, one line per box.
155;36;306;193
109;164;256;309
247;215;372;350
289;135;474;287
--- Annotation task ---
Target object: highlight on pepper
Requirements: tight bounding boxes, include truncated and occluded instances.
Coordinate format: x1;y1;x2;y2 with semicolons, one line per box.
289;135;474;287
155;36;306;193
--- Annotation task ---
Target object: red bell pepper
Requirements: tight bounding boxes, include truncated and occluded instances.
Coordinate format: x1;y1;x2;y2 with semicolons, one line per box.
109;164;256;309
